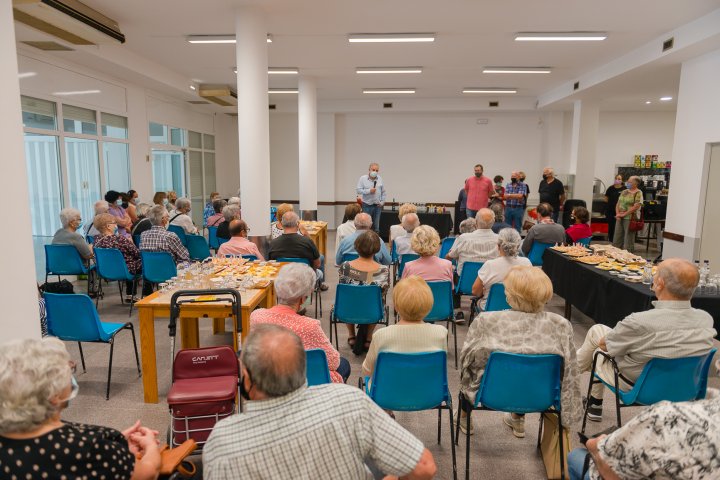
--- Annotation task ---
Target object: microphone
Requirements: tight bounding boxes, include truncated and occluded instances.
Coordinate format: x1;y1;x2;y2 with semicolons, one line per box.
373;180;377;188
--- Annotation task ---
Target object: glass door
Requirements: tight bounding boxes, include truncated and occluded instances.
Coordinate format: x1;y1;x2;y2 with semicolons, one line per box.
152;149;186;197
24;133;63;236
65;137;101;225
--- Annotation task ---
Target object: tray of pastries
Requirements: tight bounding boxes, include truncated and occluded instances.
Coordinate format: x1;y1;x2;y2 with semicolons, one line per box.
576;255;608;265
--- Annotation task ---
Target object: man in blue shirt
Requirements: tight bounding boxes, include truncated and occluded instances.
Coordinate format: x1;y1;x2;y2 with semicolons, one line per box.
504;172;527;233
203;192;221;227
356;163;386;233
335;213;392;266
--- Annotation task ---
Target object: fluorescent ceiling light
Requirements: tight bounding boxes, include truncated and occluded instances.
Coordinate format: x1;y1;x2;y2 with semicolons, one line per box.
462;88;517;94
268;67;299;75
645;101;652;104
483;67;552;74
659;96;673;101
18;72;37;79
515;32;607;41
187;34;273;44
189;85;196;91
363;88;416;94
356;67;423;74
268;88;298;94
349;33;435;43
53;89;101;95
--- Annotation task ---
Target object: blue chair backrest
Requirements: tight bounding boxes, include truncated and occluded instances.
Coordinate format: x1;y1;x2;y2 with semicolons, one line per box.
133;235;141;247
528;242;553;266
207;226;219;249
476;352;563;413
334;284;384;324
242;254;258;261
167;224;187;246
86;235;94;244
369;351;449;411
390;241;398;263
455;261;483;295
94;248;132;281
438;236;456;259
44;293;109;342
217;236;229;247
629;349;716;405
306;349;332;386
398;253;421;277
140;251;177;284
277;257;311;265
186;235;211;261
576;237;591;247
342;252;360;263
485;283;511;312
45;244;87;275
425;281;454;322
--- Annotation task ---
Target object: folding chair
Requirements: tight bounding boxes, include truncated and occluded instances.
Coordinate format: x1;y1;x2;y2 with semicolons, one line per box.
167;224;188;246
484;283;511;312
207;226;219;251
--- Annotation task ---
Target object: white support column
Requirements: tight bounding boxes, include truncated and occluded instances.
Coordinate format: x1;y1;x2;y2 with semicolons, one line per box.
0;0;41;341
236;8;271;238
298;76;318;219
569;99;599;209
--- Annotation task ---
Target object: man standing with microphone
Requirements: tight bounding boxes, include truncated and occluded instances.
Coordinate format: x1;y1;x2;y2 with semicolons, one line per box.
356;163;386;233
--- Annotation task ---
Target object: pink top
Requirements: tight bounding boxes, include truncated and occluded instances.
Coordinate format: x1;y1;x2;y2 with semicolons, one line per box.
217;237;265;260
566;223;593;243
464;175;495;211
401;255;454;286
250;305;342;383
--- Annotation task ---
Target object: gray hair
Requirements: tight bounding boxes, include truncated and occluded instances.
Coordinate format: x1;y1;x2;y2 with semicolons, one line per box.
401;213;420;233
476;208;495;230
275;263;316;305
241;324;306;398
228;196;241;206
490;203;505;223
93;200;109;215
59;208;81;228
657;258;699;300
0;338;72;434
354;212;373;230
281;211;300;228
136;202;152;218
147;205;168;226
497;228;522;257
222;204;241;222
175;197;191;212
459;218;476;234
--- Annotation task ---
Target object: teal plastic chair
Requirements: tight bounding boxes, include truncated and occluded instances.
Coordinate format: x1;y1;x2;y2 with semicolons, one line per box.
484;283;511;312
207;226;219;250
397;253;421;280
241;254;258;261
329;284;388;350
582;348;717;433
167;224;188;246
425;281;457;369
44;293;141;400
186;235;211;261
44;244;95;293
94;248;140;315
140;251;177;296
455;352;565;480
360;351;457;480
133;235;141;247
341;252;359;263
439;236;456;259
528;241;553;266
455;261;483;322
306;349;332;386
576;236;591;247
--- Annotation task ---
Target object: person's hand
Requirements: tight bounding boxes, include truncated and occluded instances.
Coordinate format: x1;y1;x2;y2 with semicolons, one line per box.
598;337;608;352
122;421;159;456
128;426;160;457
370;188;377;194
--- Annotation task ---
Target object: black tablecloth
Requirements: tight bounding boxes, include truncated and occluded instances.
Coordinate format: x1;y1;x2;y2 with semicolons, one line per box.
379;211;453;242
542;249;720;337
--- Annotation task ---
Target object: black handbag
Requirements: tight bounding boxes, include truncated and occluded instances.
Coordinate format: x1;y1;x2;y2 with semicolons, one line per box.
40;279;75;294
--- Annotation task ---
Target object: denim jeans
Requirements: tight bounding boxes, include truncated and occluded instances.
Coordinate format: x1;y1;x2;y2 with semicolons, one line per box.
466;208;478;218
568;448;590;480
505;206;525;233
337;356;351;383
362;203;382;232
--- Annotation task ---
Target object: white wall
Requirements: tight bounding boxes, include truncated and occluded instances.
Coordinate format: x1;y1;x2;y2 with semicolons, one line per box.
214;113;240;198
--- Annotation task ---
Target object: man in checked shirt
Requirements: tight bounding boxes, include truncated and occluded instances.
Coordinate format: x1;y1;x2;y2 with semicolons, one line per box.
203;324;437;479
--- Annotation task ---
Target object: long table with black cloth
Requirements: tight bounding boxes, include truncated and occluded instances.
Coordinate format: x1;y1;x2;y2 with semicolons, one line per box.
542;249;720;337
379;210;453;242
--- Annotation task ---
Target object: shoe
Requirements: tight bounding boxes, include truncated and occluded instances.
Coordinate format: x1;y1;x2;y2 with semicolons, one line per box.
503;413;525;438
320;283;329;291
585;396;603;422
454;311;465;324
455;409;474;435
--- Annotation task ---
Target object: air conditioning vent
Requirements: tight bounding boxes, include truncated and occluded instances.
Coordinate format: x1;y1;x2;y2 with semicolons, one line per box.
662;37;674;52
21;40;74;51
198;84;238;107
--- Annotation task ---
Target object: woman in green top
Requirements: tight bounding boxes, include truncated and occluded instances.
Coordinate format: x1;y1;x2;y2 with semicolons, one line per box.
612;175;643;252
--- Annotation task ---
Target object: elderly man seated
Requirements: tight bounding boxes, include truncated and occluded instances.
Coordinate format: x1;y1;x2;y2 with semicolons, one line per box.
217;204;241;240
394;212;420;256
169;197;198;235
446;208;498;276
577;258;717;422
335;212;392;266
139;205;190;264
217;219;264;260
268;212;324;284
521;202;565;255
202;324;437;479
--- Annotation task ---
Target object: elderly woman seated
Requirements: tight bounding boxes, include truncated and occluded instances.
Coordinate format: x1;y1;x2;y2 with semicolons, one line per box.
250;263;350;382
84;200;109;238
458;266;583;437
206;199;226;228
362;275;447;377
335;203;362;250
394;213;420;256
270;203;308;239
52;207;93;262
401;225;454;284
0;338;161;479
131;203;153;238
139;205;190;264
471;228;531;310
565;206;592;244
217;204;241;240
168;197;198;235
93;213;142;301
458;217;476;235
389;203;418;246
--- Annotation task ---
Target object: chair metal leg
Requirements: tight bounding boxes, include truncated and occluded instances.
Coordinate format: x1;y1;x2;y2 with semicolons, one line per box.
437;407;441;444
448;404;458;480
319;290;323;317
329;310;333;343
558;413;566;480
118;281;125;304
465;405;472;480
128;278;137;317
537;413;543;448
78;342;86;372
106;338;115;400
333;319;339;351
453;321;458;370
581;353;601;434
127;323;141;376
613;367;622;428
454;392;462;446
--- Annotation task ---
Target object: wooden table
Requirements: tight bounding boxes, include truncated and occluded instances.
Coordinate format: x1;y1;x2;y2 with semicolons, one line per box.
301;221;328;257
135;286;274;403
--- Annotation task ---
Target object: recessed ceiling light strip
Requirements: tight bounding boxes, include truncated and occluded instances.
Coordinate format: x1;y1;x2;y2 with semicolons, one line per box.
483;67;552;74
514;32;607;42
356;67;423;74
187;34;273;44
462;88;517;94
363;88;416;94
349;33;435;43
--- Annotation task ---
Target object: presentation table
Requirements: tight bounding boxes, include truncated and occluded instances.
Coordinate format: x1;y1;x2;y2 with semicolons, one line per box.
379;210;453;242
542;249;720;336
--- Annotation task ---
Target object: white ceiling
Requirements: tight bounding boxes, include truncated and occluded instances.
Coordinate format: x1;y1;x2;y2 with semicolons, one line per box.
13;0;720;109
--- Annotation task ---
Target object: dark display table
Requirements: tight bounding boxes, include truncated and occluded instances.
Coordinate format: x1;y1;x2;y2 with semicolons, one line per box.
542;249;720;337
379;210;453;242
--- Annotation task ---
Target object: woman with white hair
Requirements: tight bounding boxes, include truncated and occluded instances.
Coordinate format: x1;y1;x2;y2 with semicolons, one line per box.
217;204;242;240
52;207;93;261
394;213;420;255
471;228;531;309
458;217;476;234
93;213;142;301
131;202;153;237
389;203;418;246
169;197;198;235
401;225;454;284
0;337;161;479
249;263;350;383
84;200;109;238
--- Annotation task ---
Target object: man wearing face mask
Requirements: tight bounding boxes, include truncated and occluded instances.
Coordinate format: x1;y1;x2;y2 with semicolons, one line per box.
356;162;386;233
464;164;494;218
504;171;527;233
93;213;143;301
203;324;437;480
538;167;565;223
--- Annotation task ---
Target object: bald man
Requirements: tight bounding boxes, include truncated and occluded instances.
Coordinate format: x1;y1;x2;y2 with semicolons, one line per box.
203;324;437;480
577;258;717;422
216;219;264;260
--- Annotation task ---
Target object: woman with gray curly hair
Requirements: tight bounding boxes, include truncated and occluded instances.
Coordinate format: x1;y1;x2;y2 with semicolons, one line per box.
249;263;350;383
0;337;161;479
471;227;531;309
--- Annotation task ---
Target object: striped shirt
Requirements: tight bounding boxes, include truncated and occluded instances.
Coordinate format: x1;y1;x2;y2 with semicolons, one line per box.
446;229;499;274
139;225;189;263
202;384;424;479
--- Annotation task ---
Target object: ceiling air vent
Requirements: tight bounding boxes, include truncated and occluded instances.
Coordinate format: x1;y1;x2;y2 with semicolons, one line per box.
187;100;211;105
383;103;393;109
662;37;674;52
198;84;238;107
573;81;580;91
269;104;277;110
489;101;499;108
20;40;73;50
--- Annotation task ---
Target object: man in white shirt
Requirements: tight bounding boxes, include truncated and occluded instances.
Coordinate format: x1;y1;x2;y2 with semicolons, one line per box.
394;213;420;256
335;203;361;258
446;208;498;275
169;197;198;235
356;163;386;233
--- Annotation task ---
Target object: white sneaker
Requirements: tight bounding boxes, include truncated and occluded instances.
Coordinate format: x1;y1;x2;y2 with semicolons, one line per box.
455;409;475;435
503;413;525;438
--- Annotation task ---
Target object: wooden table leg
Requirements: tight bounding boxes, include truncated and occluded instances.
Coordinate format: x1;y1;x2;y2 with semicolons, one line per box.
180;317;200;348
212;318;226;334
564;299;572;320
138;308;158;403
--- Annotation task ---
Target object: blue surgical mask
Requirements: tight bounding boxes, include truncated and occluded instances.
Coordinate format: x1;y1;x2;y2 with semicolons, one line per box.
163;199;169;206
369;171;378;179
113;225;119;235
60;376;79;406
75;221;84;231
625;182;632;189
